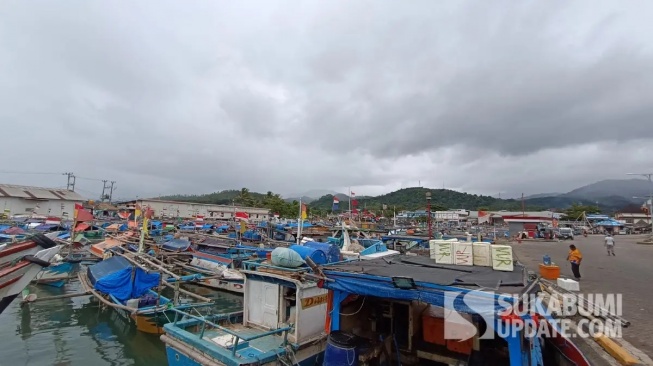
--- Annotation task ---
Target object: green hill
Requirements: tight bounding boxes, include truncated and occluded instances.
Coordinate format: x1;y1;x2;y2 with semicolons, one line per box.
158;186;619;218
310;187;541;212
158;189;267;206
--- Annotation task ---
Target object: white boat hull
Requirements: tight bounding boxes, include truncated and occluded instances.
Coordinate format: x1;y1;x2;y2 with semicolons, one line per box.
0;245;61;312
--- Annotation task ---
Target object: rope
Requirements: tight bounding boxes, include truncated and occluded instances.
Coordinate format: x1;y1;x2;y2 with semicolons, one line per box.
340;296;366;316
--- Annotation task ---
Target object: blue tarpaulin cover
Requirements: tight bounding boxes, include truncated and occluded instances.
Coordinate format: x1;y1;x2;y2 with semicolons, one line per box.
90;257;133;301
87;256;161;302
133;268;160;299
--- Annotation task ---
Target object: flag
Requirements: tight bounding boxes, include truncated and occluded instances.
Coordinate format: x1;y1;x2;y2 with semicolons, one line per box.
135;204;142;219
235;212;249;222
145;207;154;219
332;197;339;210
142;215;149;236
74;203;94;222
301;203;307;220
351;191;358;207
240;220;247;234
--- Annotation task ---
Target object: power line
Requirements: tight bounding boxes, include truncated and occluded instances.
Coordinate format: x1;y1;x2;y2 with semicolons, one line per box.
0;170;62;175
76;176;105;182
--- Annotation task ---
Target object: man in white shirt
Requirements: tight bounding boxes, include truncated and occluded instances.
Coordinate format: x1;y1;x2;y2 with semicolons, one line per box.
605;233;615;256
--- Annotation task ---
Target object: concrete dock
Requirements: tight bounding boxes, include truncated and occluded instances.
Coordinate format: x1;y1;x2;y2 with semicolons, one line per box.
511;234;653;359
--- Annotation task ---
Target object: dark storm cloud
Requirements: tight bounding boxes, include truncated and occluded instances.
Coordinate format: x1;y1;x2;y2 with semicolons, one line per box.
297;1;653;158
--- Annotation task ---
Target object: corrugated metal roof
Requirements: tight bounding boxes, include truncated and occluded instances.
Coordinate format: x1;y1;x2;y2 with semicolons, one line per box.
0;184;85;201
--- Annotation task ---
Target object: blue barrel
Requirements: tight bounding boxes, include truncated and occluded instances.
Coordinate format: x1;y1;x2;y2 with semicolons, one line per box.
543;254;551;266
304;242;341;263
289;245;327;265
324;331;359;366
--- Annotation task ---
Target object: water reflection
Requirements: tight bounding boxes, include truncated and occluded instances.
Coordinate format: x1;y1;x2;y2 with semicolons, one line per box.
2;280;243;366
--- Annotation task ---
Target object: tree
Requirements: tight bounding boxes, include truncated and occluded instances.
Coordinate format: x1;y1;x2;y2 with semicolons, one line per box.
564;203;601;220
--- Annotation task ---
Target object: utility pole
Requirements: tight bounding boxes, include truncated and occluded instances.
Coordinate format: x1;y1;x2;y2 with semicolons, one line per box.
63;172;75;191
426;191;432;240
627;173;653;239
101;180;108;201
109;181;116;203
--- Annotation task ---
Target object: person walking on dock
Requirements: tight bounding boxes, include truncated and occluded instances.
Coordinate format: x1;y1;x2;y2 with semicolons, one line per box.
605;233;616;256
567;244;583;280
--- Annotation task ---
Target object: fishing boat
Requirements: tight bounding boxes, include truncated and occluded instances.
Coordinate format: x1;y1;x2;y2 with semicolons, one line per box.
338;224;399;260
161;259;330;366
80;252;214;334
180;251;245;294
31;257;75;287
317;255;599;366
0;234;62;313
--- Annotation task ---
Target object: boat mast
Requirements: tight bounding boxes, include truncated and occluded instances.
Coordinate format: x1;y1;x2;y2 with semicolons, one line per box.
296;199;302;244
138;202;146;253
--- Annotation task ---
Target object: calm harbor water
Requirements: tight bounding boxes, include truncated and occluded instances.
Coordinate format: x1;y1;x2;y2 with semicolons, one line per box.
0;276;243;366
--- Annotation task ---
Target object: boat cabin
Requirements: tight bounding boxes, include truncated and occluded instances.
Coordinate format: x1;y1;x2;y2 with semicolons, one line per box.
161;259;329;366
320;255;555;366
241;260;328;345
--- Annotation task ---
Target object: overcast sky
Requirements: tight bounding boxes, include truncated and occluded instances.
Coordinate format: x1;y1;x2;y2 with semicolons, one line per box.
1;1;652;200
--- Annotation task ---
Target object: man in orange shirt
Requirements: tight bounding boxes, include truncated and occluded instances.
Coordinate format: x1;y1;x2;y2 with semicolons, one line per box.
567;244;582;280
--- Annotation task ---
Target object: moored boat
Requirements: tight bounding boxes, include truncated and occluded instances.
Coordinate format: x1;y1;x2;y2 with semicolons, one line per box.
318;255;595;366
0;234;62;313
161;259;331;366
81;253;214;334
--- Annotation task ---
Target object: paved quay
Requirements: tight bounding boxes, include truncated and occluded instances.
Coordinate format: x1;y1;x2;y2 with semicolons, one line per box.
510;234;653;359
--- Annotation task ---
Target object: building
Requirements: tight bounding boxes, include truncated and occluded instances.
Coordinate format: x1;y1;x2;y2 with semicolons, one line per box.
480;211;563;225
117;199;271;222
0;183;85;218
614;212;651;226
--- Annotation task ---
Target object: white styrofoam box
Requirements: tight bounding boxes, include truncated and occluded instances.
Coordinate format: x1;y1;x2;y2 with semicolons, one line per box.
454;242;473;266
429;240;438;259
433;241;454;264
472;243;492;267
430;240;453;260
557;278;580;292
491;245;514;271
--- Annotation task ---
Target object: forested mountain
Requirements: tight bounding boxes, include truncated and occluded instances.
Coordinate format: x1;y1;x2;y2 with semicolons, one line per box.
309;187;541;212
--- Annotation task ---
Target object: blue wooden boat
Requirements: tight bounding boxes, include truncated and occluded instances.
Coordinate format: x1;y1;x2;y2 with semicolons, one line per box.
319;255;595;366
161;259;332;366
81;255;213;334
32;261;75;287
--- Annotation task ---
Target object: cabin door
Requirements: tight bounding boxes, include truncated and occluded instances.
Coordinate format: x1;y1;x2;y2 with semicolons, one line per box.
262;283;280;329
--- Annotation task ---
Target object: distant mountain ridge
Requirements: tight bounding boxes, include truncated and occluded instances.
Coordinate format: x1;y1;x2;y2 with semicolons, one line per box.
525;179;650;211
156;179;650;214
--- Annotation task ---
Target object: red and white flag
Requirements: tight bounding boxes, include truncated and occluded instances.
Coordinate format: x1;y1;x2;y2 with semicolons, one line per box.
74;203;94;222
235;212;249;222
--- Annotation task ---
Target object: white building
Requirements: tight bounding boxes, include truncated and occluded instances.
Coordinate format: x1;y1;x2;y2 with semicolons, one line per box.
117;199;271;222
0;184;85;218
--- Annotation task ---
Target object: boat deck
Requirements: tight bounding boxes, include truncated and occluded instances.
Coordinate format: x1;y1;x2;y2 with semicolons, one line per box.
203;324;284;358
163;314;294;366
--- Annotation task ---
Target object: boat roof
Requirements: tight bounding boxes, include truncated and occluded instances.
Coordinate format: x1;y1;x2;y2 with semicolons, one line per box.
323;255;526;292
381;235;429;241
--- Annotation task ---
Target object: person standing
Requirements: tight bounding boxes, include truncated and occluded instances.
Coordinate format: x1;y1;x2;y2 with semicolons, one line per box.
605;233;616;256
567;244;583;280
